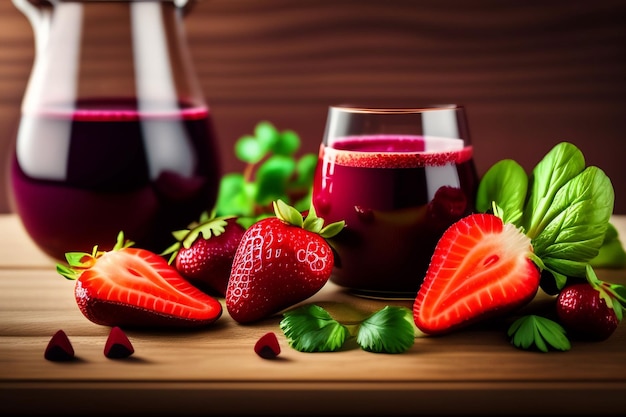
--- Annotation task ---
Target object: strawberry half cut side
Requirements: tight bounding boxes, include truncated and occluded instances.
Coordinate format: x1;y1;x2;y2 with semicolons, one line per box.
413;213;540;335
58;233;223;329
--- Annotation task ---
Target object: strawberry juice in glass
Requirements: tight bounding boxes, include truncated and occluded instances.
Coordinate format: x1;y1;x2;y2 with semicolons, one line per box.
312;105;479;298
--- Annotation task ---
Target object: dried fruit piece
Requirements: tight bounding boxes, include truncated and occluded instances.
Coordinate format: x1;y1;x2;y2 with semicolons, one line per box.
254;332;281;359
104;326;135;359
44;330;75;362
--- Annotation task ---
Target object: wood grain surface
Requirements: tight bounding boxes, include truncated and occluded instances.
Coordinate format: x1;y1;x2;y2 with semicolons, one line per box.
1;0;625;213
0;213;625;416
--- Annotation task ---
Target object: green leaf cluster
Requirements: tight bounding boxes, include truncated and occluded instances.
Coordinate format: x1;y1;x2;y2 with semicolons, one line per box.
508;263;626;353
214;121;318;227
476;142;618;285
280;304;415;354
507;315;571;353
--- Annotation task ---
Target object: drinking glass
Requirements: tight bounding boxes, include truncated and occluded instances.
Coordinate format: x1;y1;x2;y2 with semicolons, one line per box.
312;105;479;298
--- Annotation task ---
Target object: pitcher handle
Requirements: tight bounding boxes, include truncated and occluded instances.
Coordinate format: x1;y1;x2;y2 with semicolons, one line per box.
12;0;55;56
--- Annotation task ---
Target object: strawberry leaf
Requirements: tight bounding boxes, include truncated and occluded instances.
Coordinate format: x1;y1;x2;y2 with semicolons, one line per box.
319;221;346;239
508;315;571;352
280;304;414;354
280;304;348;352
586;264;626;321
274;199;304;228
356;306;415;353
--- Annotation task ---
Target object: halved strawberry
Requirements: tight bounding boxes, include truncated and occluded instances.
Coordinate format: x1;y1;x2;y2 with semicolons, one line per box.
413;213;540;335
57;232;223;328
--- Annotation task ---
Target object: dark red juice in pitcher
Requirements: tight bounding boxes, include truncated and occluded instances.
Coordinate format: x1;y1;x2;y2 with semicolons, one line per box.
10;98;221;261
312;135;477;298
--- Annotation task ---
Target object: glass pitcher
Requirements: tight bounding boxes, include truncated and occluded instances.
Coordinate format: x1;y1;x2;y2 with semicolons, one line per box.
9;0;221;261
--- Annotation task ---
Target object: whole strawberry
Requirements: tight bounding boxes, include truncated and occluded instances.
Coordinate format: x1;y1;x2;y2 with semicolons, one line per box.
162;212;246;296
226;200;345;324
556;267;624;341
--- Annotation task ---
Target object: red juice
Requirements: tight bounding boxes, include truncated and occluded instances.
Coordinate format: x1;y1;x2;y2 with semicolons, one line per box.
9;98;221;261
312;135;478;298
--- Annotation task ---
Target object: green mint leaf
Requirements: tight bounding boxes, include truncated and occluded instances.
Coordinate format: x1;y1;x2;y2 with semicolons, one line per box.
255;121;280;152
356;306;415;353
235;135;264;164
292;153;318;188
476;159;527;226
523;142;586;239
215;173;254;217
280;304;349;352
273;129;300;156
254;155;297;206
532;166;614;278
508;315;570;352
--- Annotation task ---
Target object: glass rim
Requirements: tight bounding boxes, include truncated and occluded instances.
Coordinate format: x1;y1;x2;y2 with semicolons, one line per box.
329;104;463;114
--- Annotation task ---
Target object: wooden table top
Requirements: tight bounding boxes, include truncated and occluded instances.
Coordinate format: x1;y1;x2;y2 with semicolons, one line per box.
1;214;625;416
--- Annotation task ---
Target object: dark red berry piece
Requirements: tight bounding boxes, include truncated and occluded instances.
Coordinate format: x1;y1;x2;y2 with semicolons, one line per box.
104;326;135;359
44;329;75;361
254;332;281;359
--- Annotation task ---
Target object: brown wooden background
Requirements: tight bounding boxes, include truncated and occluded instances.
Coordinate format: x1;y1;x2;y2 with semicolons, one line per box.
1;0;625;213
